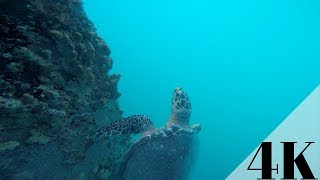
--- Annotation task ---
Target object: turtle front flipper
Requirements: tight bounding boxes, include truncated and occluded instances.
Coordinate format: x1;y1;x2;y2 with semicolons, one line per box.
88;115;154;140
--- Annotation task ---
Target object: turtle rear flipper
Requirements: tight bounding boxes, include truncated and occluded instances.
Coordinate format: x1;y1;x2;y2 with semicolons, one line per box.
88;115;154;139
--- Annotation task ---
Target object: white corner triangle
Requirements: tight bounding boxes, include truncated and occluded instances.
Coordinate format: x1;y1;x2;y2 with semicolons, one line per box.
226;85;320;180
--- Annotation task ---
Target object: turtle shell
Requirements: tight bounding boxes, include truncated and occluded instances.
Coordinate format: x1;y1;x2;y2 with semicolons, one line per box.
118;126;199;180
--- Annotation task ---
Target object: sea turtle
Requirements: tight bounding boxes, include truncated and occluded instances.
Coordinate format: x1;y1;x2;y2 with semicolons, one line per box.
88;87;201;180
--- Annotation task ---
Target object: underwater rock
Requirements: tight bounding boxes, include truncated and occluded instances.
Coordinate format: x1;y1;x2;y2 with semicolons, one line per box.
74;31;83;42
49;29;64;39
2;52;13;61
26;131;51;145
0;96;23;111
97;168;111;180
0;141;20;151
0;0;129;179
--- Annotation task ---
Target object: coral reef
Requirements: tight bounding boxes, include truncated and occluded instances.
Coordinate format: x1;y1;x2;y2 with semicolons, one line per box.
0;0;130;178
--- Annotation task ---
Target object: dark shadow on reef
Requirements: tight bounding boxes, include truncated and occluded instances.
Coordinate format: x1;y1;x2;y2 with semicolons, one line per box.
0;0;131;179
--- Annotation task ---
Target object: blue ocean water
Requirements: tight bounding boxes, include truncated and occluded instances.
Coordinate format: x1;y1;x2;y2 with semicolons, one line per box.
84;0;320;179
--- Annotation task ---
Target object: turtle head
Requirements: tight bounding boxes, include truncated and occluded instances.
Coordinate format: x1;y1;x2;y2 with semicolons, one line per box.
169;87;192;126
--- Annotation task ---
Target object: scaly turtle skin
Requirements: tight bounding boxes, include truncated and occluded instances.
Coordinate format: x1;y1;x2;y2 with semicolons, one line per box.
88;87;201;180
87;115;154;139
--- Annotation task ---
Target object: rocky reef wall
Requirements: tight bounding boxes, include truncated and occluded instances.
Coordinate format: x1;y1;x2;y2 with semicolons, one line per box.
0;0;130;179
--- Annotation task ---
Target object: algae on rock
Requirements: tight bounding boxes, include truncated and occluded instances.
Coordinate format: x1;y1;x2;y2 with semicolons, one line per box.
0;141;20;151
26;131;51;145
